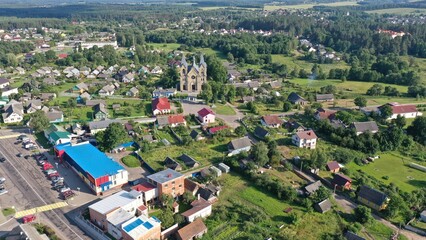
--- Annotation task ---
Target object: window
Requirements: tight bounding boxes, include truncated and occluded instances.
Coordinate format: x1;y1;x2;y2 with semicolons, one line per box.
165;184;168;188
172;181;175;185
179;184;182;188
172;187;175;190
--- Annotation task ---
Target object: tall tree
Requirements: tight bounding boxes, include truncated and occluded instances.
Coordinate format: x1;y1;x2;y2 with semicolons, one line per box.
407;116;426;145
29;110;50;133
98;122;128;151
251;142;269;167
354;96;367;109
206;55;227;83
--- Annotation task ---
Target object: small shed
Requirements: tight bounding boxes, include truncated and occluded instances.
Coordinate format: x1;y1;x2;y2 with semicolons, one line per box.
218;163;230;173
314;198;332;213
209;166;222;177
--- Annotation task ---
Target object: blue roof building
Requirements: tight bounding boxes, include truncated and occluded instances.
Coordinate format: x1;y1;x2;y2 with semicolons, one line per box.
55;141;128;195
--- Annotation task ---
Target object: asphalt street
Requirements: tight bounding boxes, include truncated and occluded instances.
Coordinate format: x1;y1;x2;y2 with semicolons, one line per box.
0;131;91;240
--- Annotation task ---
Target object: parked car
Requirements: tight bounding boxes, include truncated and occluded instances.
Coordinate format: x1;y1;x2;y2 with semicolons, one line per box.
17;135;28;140
0;177;5;184
22;215;36;224
0;157;5;163
16;153;23;157
43;163;53;171
45;169;57;175
37;160;45;166
51;177;64;183
48;173;60;179
0;189;8;195
54;184;65;191
62;190;75;200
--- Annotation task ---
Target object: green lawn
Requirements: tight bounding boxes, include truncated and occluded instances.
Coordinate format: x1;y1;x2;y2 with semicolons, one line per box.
214;104;236;116
121;155;141;168
140;139;228;171
147;43;181;52
347;152;426;192
264;1;359;10
289;78;408;94
366;8;426;15
2;208;15;217
272;54;351;73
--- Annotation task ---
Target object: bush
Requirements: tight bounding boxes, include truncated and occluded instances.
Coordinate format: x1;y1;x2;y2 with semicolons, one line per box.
122;155;141;168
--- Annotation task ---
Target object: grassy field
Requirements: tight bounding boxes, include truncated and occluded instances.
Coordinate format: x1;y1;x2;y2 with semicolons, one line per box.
264;1;359;10
121;155;140;168
140;139;228;171
347;152;426;192
366;8;426;15
2;207;15;216
272;54;351;73
147;43;181;52
289;78;408;94
214;103;236;116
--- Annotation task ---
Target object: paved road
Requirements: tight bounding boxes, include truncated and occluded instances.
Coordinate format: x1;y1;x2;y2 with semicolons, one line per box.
181;101;243;128
0;135;90;240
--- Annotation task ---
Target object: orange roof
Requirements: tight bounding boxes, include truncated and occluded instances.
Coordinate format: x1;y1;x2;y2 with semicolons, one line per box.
152;97;170;111
315;108;336;120
131;182;156;192
262;115;283;125
168;115;186;124
177;218;207;240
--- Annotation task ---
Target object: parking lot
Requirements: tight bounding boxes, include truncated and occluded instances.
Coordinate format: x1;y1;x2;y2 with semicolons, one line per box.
0;130;92;239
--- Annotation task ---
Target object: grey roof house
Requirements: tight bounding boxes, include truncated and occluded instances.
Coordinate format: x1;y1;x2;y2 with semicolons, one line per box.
351;121;379;136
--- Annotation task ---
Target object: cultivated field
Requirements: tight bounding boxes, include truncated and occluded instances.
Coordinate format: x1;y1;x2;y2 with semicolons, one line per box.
366;8;426;15
264;1;359;10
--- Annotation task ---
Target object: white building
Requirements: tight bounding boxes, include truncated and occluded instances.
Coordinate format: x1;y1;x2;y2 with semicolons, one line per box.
181;198;212;223
2;101;24;123
292;130;317;149
89;190;144;238
380;103;423;120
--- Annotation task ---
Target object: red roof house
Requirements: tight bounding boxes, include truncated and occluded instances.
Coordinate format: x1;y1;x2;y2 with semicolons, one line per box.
261;115;283;128
197;108;215;124
168;115;186;127
379;103;423;119
314;108;336;121
152;97;171;116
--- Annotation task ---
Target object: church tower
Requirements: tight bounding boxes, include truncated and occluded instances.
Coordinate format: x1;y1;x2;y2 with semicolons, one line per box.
179;54;207;93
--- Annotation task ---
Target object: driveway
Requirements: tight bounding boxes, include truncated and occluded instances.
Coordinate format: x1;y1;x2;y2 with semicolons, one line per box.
181;101;243;128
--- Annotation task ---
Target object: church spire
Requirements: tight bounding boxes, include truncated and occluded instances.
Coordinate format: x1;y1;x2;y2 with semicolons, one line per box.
200;54;206;67
192;55;197;66
181;54;188;67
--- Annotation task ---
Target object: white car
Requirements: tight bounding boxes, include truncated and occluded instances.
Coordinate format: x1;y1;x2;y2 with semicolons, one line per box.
0;189;8;196
0;177;5;184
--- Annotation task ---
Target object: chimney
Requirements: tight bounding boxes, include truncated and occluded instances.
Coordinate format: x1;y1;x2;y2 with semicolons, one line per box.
167;173;172;178
197;194;200;200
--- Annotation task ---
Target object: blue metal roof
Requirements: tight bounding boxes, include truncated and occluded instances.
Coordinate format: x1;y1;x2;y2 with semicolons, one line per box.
56;142;124;179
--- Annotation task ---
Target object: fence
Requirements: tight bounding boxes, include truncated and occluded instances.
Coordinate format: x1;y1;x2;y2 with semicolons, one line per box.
135;152;156;173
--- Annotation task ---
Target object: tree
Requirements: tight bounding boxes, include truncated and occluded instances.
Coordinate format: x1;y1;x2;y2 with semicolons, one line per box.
379;105;393;120
283;101;293;112
354;205;372;224
158;209;174;228
45;50;57;61
160;194;174;209
354;96;367;109
310;149;328;170
251;142;269;167
310;186;331;203
393;115;406;128
97;122;128;151
366;84;383;96
159;67;179;88
199;83;213;103
227;52;234;62
235;126;247;137
206;55;227;83
67;98;77;108
29;110;50;133
407;116;426;145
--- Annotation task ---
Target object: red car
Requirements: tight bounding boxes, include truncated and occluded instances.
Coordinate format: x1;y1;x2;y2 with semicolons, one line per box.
22;214;36;223
43;163;53;171
62;190;75;200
